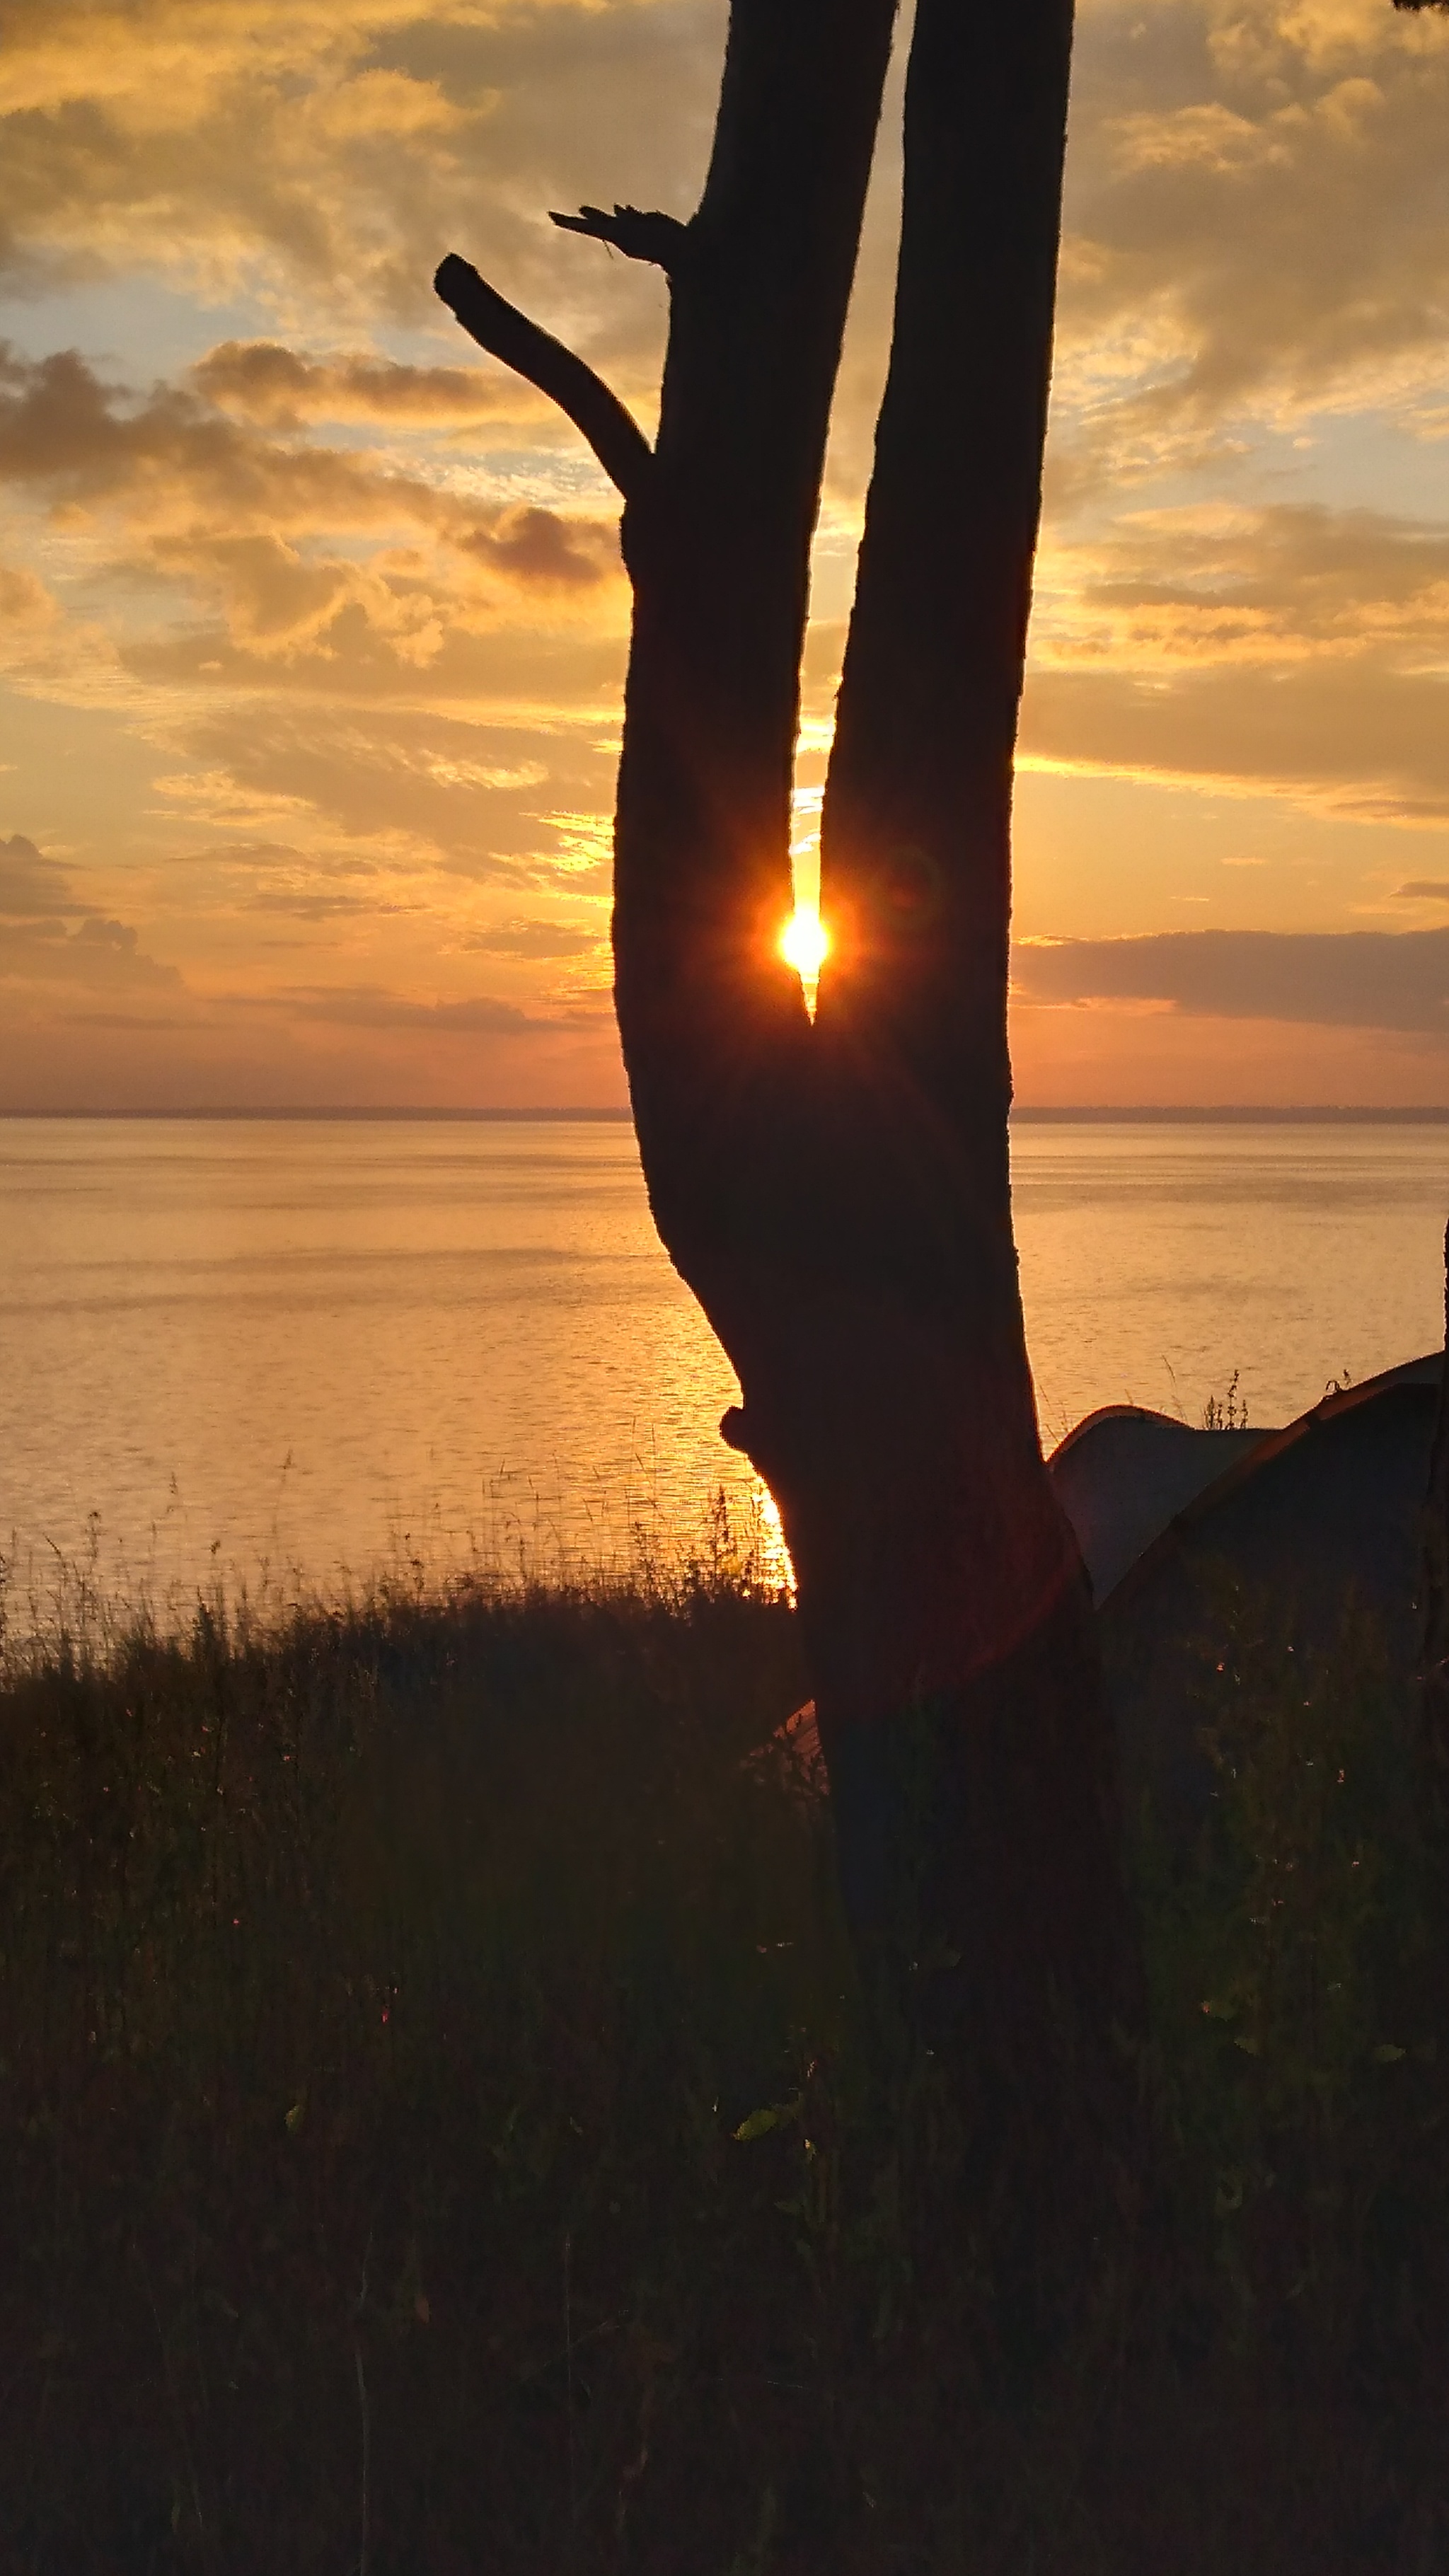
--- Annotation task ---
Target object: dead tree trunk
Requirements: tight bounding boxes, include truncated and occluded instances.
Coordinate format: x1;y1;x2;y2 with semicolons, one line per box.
804;0;1139;2102
438;0;1140;2178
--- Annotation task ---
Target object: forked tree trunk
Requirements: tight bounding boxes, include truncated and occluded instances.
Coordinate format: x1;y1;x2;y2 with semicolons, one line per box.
439;0;1140;2181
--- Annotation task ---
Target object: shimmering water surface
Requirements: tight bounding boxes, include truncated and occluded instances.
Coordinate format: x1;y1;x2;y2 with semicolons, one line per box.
1;1116;1445;1612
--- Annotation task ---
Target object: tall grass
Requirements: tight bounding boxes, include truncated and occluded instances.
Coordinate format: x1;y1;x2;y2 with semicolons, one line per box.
2;1536;1447;2572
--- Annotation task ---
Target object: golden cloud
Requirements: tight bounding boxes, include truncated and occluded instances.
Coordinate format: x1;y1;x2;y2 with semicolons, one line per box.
193;340;548;428
0;911;181;992
155;703;613;868
1021;659;1449;820
1037;502;1449;669
462;914;601;957
0;0;710;343
1057;0;1449;451
1014;921;1449;1034
0;342;625;695
1017;496;1449;818
0;1;662;121
281;981;587;1033
0;831;75;916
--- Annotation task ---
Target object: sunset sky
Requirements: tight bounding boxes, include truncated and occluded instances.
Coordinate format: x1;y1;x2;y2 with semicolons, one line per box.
2;0;1449;1111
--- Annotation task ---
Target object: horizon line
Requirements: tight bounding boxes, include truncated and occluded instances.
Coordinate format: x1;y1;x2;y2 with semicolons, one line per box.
4;1104;1449;1126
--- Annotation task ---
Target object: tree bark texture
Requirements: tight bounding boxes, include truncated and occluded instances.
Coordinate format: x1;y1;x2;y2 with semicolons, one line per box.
439;0;1140;2148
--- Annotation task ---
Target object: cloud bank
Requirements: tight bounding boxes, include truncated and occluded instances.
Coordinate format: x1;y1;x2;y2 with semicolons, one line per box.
1017;923;1449;1034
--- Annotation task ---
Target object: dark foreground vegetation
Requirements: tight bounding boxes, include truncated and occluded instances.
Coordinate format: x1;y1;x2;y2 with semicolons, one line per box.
3;1532;1448;2574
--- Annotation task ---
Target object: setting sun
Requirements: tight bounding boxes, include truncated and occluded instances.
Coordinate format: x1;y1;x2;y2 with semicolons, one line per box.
780;902;829;1005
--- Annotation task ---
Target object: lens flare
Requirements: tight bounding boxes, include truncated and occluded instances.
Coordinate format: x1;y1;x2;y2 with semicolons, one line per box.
779;903;829;1010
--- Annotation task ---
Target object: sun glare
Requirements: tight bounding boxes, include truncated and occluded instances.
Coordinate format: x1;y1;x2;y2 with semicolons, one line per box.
780;902;829;1012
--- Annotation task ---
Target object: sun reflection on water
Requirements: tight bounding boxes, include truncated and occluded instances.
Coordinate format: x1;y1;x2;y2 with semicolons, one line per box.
754;1484;796;1600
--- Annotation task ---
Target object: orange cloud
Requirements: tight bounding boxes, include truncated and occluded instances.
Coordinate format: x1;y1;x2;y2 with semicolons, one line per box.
193;340;548;429
1015;922;1449;1032
0;342;625;700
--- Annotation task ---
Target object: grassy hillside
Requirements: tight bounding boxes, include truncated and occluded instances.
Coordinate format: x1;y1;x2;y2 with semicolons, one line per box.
1;1538;1445;2572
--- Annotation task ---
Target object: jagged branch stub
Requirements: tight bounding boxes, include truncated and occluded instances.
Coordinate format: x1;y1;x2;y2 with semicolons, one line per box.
548;202;691;273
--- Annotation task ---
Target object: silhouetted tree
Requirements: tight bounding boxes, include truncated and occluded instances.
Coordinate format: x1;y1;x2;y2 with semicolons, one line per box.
437;0;1139;2191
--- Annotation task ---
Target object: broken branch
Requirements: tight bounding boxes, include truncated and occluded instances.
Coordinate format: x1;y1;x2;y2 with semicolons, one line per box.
434;253;653;504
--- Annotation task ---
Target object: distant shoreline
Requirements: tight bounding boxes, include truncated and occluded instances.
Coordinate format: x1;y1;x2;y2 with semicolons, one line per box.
4;1105;1449;1127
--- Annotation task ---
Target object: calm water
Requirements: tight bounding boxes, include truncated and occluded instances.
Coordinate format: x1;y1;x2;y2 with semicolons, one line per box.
1;1116;1445;1615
